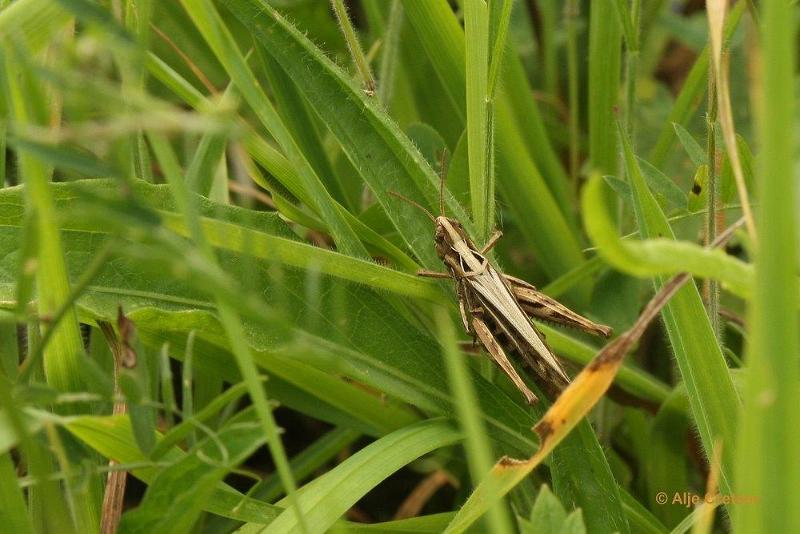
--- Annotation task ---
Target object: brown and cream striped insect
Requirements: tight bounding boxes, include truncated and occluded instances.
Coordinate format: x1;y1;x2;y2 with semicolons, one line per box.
391;186;612;404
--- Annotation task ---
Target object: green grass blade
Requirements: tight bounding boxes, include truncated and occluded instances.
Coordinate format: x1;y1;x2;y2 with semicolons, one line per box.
464;0;492;240
435;308;513;534
0;46;85;395
588;1;621;176
647;387;691;528
0;0;71;53
258;50;358;211
486;0;513;99
205;427;360;532
0;179;438;301
734;1;800;531
65;414;284;524
146;53;419;269
251;427;360;504
330;0;376;96
583;190;759;301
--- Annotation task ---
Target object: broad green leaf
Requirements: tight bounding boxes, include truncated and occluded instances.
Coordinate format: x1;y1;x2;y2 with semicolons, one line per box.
549;420;630;534
604;175;633;206
618;490;667;534
637;158;688;213
561;510;587;534
720;134;756;205
258;51;358;212
647;387;691;528
405;123;447;172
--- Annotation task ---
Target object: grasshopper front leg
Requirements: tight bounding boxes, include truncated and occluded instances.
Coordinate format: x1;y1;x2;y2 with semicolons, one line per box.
417;269;452;279
471;316;539;405
480;230;503;254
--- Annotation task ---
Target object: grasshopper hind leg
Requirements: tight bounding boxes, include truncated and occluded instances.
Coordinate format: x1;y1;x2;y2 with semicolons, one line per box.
471;317;539;405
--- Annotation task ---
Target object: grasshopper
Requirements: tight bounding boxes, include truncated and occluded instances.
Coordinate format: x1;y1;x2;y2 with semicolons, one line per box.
391;187;611;404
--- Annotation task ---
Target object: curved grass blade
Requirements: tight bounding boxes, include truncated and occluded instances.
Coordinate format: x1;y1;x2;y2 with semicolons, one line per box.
265;419;462;533
583;183;761;301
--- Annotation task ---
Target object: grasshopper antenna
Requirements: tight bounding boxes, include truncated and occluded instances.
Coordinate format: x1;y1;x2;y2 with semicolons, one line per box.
437;149;450;216
387;191;436;222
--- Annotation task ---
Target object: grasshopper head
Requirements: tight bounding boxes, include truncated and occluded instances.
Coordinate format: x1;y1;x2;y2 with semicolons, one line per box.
434;216;472;260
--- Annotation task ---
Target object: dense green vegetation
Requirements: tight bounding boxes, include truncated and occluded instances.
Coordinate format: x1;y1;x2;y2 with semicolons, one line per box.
0;1;796;533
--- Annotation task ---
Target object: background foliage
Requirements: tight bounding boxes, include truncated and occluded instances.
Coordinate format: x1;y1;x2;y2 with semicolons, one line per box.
0;0;797;533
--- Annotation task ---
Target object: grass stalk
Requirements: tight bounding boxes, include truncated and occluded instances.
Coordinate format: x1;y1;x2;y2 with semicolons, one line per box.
707;0;757;242
331;0;376;96
705;71;720;340
376;0;403;106
564;0;580;185
614;0;640;140
537;0;558;97
464;0;491;240
588;0;622;178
